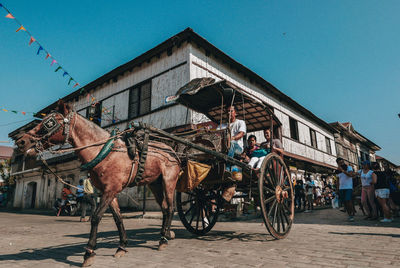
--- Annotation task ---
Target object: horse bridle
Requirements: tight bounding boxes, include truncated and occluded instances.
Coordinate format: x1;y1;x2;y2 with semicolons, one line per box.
31;111;75;153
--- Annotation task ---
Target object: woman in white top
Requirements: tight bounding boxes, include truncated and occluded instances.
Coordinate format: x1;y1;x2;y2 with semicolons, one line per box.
358;161;378;220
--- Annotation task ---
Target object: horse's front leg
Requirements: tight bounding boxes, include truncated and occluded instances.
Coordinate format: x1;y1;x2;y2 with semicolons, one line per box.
82;192;114;267
109;197;128;258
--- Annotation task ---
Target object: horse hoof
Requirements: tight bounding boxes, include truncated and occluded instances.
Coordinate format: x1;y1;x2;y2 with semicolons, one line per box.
158;243;168;251
82;256;95;267
168;230;175;240
114;248;127;258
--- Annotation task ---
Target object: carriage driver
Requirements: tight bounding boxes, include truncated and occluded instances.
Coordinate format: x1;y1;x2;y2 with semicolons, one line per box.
219;105;246;202
220;105;246;173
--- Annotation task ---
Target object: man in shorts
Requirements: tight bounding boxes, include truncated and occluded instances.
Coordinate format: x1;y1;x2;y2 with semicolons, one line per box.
336;157;357;221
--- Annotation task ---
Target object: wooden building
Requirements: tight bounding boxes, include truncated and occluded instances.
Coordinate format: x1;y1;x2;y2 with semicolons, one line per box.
9;28;341;209
329;122;381;171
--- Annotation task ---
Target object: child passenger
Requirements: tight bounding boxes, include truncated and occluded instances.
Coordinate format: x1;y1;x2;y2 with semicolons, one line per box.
245;135;267;170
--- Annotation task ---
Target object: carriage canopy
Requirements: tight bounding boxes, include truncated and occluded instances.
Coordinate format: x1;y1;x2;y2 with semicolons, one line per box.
175;78;282;133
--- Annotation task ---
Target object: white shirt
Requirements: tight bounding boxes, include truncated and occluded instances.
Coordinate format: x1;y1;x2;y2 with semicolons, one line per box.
338;166;353;190
358;170;374;187
218;119;246;149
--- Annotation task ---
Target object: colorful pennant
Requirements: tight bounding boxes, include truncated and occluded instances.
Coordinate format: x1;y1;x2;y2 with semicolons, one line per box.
29;36;36;45
15;25;25;32
0;3;121;123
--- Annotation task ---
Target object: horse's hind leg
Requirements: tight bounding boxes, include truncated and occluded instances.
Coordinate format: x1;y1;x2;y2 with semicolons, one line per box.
148;180;175;251
109;197;128;258
82;192;114;267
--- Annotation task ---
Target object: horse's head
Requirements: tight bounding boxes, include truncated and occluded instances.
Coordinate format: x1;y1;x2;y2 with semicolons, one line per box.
15;100;75;156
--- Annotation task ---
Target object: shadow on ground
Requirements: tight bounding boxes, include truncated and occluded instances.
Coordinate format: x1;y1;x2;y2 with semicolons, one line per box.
0;223;276;267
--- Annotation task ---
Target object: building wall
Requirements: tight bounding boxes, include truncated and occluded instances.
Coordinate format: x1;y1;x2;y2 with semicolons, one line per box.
73;43;191;131
188;44;337;167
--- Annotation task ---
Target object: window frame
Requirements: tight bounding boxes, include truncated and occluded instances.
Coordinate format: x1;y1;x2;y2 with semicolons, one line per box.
128;80;152;119
289;117;299;141
310;129;317;149
325;137;332;154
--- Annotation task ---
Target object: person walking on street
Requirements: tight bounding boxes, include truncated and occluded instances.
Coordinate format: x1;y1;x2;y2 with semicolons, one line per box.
76;179;85;215
371;162;392;222
358;160;378;220
305;177;314;212
80;174;96;222
336;157;357;221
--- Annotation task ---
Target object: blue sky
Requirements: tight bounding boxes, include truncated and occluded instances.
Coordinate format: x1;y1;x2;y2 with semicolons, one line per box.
0;0;399;163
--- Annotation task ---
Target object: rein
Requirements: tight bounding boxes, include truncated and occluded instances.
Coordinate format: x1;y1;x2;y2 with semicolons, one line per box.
39;154;88;193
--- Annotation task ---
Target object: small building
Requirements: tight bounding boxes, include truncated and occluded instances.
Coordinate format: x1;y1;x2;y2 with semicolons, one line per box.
9;28;339;209
376;155;400;174
329;122;381;171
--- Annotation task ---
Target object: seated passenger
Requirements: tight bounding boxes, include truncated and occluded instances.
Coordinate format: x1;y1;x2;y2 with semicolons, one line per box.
245;135;265;170
260;129;283;156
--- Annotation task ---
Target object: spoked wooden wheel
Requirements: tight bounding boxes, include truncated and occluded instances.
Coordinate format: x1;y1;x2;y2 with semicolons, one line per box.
176;188;221;235
258;153;294;239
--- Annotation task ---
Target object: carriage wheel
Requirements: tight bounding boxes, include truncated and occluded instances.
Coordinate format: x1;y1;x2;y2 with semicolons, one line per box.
258;153;294;239
176;188;221;235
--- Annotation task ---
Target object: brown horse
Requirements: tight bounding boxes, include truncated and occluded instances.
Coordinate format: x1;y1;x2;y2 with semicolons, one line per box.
15;100;181;267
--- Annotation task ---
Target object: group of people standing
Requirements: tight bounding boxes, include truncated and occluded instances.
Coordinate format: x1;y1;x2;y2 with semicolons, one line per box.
337;157;398;222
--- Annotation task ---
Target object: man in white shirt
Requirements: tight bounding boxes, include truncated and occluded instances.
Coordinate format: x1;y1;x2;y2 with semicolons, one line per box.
336;157;357;221
220;106;246;202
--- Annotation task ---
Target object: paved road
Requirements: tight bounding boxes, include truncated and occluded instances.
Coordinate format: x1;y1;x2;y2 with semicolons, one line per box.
0;208;399;267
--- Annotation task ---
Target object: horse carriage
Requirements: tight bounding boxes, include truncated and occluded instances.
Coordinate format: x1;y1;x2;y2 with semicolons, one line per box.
139;77;295;239
15;77;294;266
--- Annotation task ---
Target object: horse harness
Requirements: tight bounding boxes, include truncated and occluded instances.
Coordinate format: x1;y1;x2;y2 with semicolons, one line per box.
124;124;150;187
36;111;150;188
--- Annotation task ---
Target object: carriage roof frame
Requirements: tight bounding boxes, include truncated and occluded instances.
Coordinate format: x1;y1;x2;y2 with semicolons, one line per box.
174;78;282;134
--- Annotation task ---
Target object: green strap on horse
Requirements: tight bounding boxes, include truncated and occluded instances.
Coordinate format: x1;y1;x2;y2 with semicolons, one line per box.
81;129;117;170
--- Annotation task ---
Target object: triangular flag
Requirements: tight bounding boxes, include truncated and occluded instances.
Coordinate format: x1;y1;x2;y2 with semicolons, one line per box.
46;53;50;59
11;110;17;114
63;71;68;77
16;26;26;32
5;13;15;19
21;111;26;115
51;59;57;66
41;113;46;116
37;46;43;55
68;77;73;85
80;87;85;94
2;109;8;112
54;66;62;72
29;36;36;45
73;83;79;88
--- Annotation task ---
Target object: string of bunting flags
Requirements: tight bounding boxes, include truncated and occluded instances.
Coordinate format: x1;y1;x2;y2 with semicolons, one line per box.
0;3;120;124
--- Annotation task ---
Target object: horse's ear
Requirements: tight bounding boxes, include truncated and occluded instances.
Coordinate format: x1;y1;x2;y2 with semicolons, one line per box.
56;99;71;116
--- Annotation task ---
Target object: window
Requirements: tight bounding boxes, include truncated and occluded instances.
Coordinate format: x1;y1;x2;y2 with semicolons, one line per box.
87;102;101;126
336;143;344;157
310;129;317;148
325;137;332;154
289;117;299;141
129;81;151;119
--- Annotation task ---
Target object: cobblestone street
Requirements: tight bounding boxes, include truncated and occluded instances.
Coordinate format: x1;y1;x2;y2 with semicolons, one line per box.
0;208;399;267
